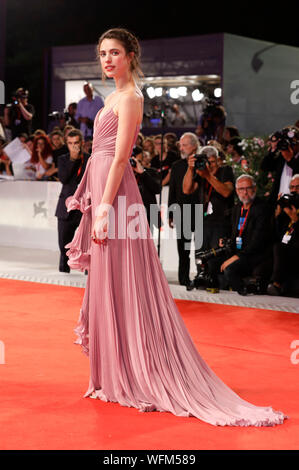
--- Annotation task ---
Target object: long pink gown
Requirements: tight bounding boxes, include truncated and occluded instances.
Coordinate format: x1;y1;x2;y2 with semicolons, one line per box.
65;106;287;426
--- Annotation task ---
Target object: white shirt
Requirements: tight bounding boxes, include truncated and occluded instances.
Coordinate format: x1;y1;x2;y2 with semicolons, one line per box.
279;161;294;195
35;155;53;176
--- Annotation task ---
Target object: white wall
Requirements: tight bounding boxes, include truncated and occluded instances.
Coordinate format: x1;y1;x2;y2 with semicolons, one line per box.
223;34;299;136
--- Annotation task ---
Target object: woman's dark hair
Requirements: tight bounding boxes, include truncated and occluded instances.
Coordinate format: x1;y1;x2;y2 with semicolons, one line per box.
66;129;84;142
97;28;143;82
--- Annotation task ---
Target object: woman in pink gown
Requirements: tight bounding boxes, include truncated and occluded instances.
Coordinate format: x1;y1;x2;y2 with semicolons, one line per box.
65;28;287;426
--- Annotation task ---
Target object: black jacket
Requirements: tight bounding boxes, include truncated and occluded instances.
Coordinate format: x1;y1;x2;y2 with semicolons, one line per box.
135;167;160;223
55;152;90;220
168;158;199;230
230;196;272;258
261;151;299;204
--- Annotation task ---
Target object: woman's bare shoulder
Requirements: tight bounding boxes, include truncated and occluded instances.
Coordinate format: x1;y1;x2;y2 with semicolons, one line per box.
120;88;143;105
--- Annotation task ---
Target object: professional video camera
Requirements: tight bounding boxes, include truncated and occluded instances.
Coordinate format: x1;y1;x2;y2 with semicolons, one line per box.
48;110;70;121
269;126;299;151
195;238;233;268
277;192;299;209
186;238;233;291
194;152;209;171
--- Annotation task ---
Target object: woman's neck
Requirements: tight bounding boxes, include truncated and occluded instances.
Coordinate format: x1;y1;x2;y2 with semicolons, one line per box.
114;72;135;93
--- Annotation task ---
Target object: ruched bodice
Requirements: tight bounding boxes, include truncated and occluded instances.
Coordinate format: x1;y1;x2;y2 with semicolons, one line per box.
91;107;119;157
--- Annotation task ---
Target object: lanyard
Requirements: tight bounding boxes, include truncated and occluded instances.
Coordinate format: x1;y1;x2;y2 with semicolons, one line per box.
285;221;295;236
238;206;250;237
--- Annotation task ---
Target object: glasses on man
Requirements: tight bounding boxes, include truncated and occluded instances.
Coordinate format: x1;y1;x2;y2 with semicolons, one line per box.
236;186;255;192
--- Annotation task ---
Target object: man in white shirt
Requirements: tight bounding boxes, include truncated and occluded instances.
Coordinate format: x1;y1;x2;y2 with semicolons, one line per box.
75;82;104;140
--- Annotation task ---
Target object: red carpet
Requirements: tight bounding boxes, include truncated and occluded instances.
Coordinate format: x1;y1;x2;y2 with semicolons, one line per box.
0;278;298;450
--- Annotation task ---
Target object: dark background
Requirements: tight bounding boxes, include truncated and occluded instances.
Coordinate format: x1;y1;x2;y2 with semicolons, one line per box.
3;0;299;129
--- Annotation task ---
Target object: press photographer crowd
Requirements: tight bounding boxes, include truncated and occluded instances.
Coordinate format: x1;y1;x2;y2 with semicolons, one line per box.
0;84;298;298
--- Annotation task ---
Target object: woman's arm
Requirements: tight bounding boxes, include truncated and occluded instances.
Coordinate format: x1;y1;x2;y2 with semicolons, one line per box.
39;154;53;171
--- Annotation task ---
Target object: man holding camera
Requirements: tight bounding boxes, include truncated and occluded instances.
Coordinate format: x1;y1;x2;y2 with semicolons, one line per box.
55;129;90;273
4;88;34;139
267;174;299;296
183;145;234;290
261;126;299;205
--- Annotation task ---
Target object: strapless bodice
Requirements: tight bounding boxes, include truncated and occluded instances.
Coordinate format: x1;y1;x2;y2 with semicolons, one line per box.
91;107;119;158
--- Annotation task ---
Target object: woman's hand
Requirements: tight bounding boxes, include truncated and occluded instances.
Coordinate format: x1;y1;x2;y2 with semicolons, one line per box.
91;215;108;245
91;203;111;245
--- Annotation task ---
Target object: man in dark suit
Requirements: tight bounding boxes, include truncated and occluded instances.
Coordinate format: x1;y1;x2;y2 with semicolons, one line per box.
168;132;200;286
131;145;161;233
261;126;299;206
219;175;272;293
55;129;90;272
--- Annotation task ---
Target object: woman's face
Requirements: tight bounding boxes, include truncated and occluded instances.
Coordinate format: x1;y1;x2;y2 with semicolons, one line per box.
37;139;45;151
99;38;132;79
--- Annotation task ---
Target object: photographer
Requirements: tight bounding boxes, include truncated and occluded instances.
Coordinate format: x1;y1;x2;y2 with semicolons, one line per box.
261;126;299;206
215;175;272;294
267;174;299;296
4;88;35;139
55;129;90;273
195;101;226;145
130;145;161;233
183;145;234;290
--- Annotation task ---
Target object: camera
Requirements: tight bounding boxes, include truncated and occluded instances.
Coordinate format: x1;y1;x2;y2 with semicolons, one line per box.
194;152;209;171
48;110;70;121
186;238;233;291
277;192;299;209
195;238;233;266
269;127;299;152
